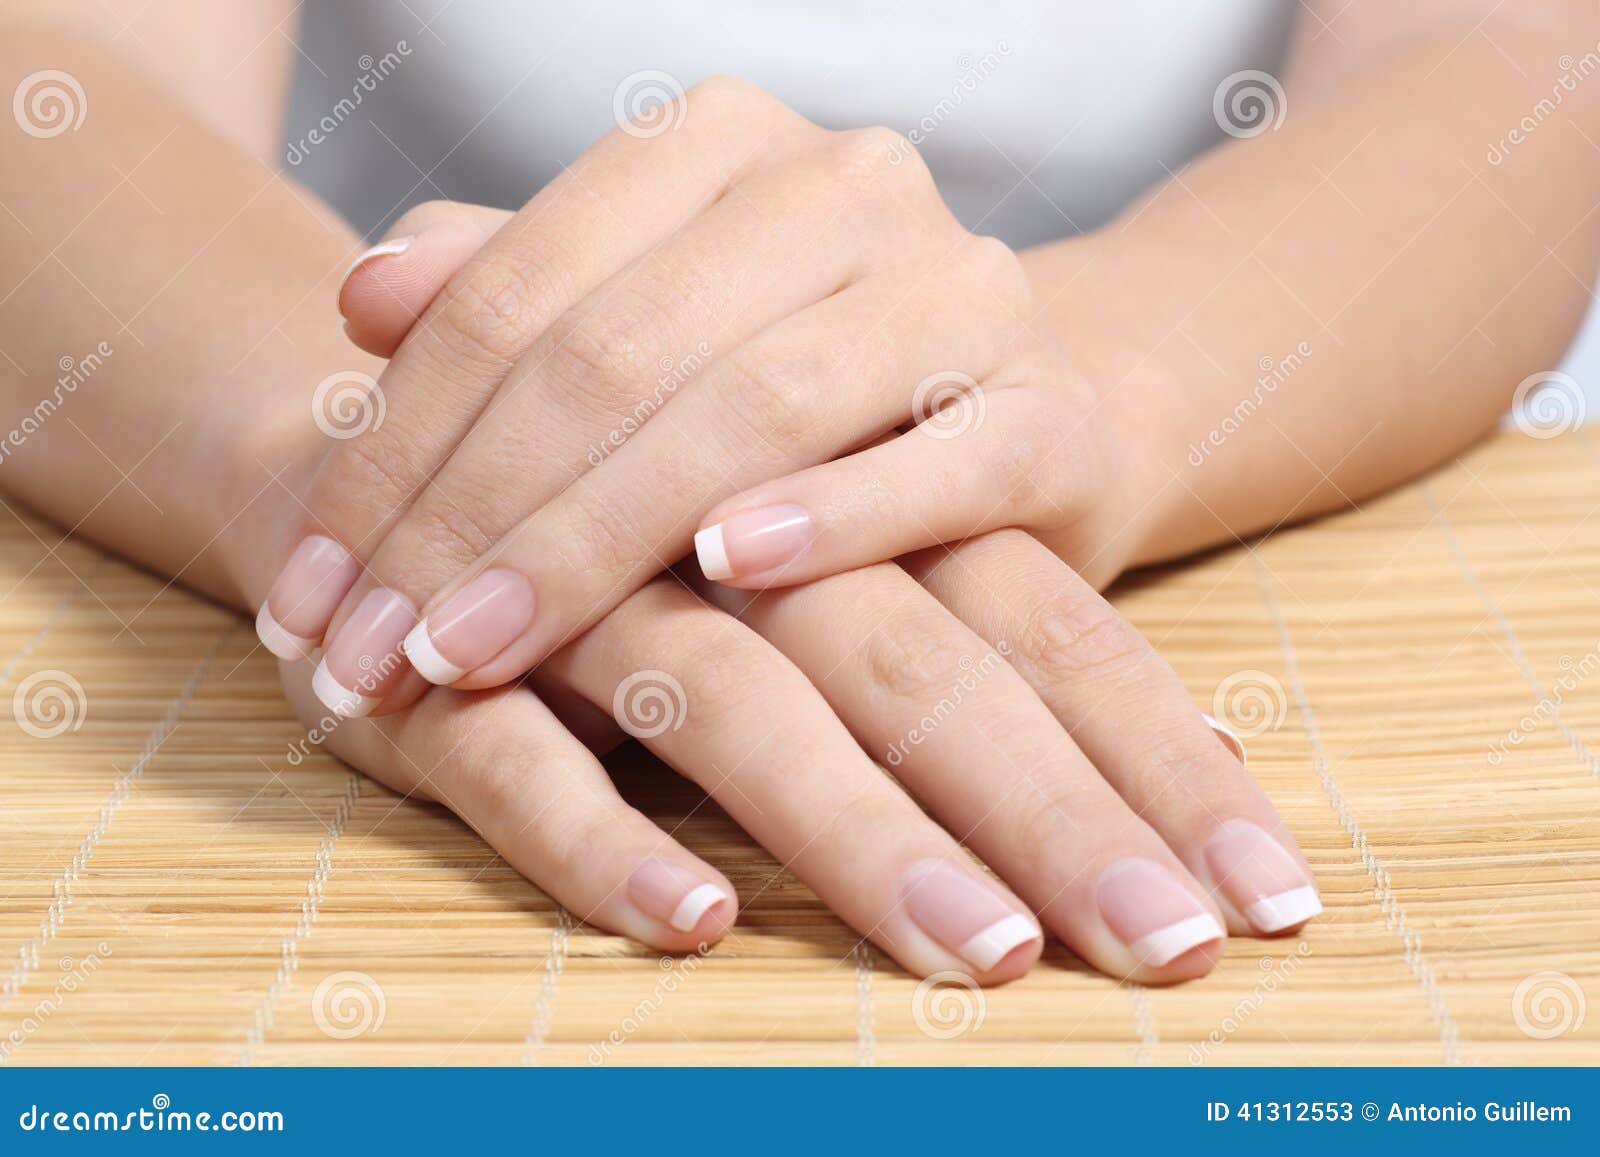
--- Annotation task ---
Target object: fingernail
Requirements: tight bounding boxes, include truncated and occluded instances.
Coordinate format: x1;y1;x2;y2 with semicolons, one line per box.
256;536;360;660
312;587;417;717
628;858;734;933
1097;858;1225;967
341;235;413;286
901;859;1042;972
1205;819;1322;932
403;568;535;684
1202;712;1247;765
695;504;813;582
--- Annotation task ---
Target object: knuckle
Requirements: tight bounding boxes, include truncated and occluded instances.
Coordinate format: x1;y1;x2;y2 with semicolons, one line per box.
316;426;431;527
676;633;789;736
437;251;564;365
832;126;927;192
721;349;824;448
686;75;775;120
405;495;501;568
1014;590;1152;685
960;234;1031;307
982;425;1054;519
1010;782;1096;862
542;803;632;879
564;489;655;583
860;614;977;702
542;292;670;414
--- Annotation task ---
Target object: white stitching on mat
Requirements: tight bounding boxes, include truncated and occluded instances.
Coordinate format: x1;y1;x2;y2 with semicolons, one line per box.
1129;985;1158;1065
0;561;100;693
521;907;572;1065
1255;552;1465;1064
0;624;227;1011
852;941;876;1066
1424;483;1600;781
239;771;362;1065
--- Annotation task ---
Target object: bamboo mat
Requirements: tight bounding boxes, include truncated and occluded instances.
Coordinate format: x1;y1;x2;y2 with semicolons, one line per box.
2;430;1598;1067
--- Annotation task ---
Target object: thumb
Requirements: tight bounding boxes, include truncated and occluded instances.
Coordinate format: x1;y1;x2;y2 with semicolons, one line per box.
338;200;512;357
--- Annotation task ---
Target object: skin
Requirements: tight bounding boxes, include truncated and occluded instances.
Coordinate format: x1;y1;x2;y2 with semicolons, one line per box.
3;1;1598;982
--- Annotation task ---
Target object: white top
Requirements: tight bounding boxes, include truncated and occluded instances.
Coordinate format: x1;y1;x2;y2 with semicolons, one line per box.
287;0;1294;247
284;0;1598;424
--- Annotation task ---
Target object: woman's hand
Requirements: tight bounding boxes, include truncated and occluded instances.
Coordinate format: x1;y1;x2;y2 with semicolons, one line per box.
255;203;1323;985
256;78;1144;707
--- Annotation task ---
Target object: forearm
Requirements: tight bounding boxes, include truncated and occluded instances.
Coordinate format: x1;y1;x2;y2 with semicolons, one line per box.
0;27;373;608
1025;7;1600;564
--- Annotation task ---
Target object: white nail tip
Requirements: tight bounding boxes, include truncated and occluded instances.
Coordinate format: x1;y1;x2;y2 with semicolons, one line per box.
311;660;377;718
956;913;1042;972
695;524;733;581
255;604;318;661
1202;712;1247;766
402;622;467;685
341;236;413;283
668;883;730;932
1245;885;1323;932
1129;913;1226;967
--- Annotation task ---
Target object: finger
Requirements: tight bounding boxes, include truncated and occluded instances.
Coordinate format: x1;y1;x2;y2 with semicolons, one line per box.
541;578;1044;984
321;152;894;710
257;83;809;656
278;661;735;951
694;387;1080;587
402;257;1024;691
338;203;513;357
706;563;1227;981
908;530;1323;936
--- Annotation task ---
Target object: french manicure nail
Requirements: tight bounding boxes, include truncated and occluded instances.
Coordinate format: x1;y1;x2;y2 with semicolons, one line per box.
1097;858;1225;967
1205;819;1322;932
402;568;535;684
695;504;813;582
312;587;417;717
341;235;413;285
628;858;734;933
256;536;360;660
901;858;1042;972
1202;712;1247;765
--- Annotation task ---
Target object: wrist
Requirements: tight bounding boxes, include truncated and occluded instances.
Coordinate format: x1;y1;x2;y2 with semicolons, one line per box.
1020;238;1220;578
